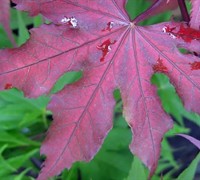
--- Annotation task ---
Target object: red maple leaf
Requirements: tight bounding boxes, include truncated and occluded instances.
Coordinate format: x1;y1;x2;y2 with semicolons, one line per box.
1;1;200;179
190;0;200;29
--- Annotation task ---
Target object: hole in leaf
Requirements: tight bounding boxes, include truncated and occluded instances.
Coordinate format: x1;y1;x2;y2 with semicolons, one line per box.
178;48;188;54
113;89;121;101
178;47;199;57
50;71;83;94
11;2;16;7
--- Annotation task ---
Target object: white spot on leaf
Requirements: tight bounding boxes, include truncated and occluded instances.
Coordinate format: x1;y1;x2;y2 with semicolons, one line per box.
60;17;78;28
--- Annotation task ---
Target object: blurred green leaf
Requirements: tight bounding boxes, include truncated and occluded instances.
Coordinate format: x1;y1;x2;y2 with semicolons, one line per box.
10;9;33;30
126;0;151;20
126;0;172;25
126;156;147;180
177;153;200;180
13;168;32;180
0;89;49;130
0;130;39;148
165;123;190;137
152;73;200;126
0;146;37;177
60;164;79;180
16;11;30;46
151;73;184;124
76;116;132;180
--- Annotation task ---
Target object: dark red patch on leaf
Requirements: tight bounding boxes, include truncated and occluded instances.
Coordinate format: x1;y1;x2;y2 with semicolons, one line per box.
97;39;116;62
163;24;200;42
189;61;200;70
4;83;13;90
153;58;168;73
177;24;200;42
163;25;176;34
102;22;114;32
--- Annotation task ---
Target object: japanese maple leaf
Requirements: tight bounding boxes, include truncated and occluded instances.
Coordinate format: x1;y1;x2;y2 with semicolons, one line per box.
1;0;200;179
0;0;16;46
190;0;200;29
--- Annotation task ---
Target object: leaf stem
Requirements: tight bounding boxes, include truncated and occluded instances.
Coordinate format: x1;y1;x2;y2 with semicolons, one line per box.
133;0;162;24
177;0;190;24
